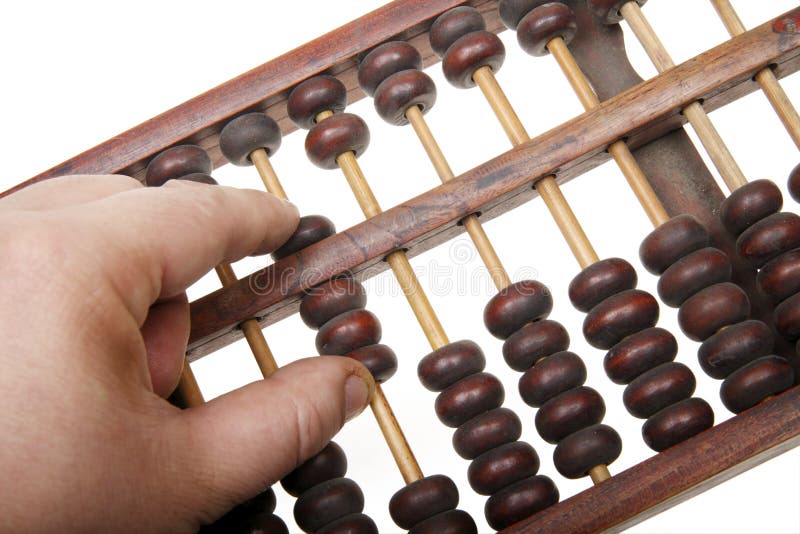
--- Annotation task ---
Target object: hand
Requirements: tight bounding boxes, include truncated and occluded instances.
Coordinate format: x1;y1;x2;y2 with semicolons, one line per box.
0;175;374;532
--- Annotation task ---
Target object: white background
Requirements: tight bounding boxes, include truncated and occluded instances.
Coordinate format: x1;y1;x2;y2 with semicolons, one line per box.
2;1;800;532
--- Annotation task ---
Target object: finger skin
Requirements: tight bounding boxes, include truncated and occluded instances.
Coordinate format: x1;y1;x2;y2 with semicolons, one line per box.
0;174;142;211
141;293;190;398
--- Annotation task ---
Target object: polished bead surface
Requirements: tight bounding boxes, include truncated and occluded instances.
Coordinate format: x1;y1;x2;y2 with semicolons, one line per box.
294;477;365;532
720;356;794;413
498;0;543;30
642;398;714;451
300;277;367;328
435;372;505;427
698;320;774;379
737;212;800;268
720;179;783;236
345;344;398;383
316;309;381;355
219;113;282;166
281;442;347;497
503;319;570;372
442;31;506;89
305;113;370;169
583;289;659;349
518;350;586;407
640;214;709;274
374;69;437;125
553;424;622;479
789;162;800;203
145;145;212;187
409;509;478;534
359;41;422;96
484;475;559;531
604;327;677;384
569;258;637;312
484;280;553;339
758;248;800;302
418;340;486;391
177;173;217;185
429;6;486;57
453;408;522;460
658;247;732;307
467;441;540;495
623;362;696;419
535;386;605;443
288;75;347;129
389;475;459;530
271;214;336;260
588;0;648;24
316;513;378;534
677;282;750;341
774;291;800;340
516;3;578;57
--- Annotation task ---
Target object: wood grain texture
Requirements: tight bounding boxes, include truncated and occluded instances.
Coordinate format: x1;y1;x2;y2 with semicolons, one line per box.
186;9;800;359
501;385;800;533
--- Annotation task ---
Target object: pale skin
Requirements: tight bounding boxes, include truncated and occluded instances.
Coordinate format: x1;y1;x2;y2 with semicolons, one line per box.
0;175;374;532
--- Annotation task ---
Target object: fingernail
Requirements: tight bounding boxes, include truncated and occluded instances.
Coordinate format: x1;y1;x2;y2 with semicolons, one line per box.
344;374;372;421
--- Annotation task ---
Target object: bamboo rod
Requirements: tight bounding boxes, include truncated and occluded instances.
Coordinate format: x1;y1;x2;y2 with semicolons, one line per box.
619;1;748;192
176;359;205;407
589;464;612;484
251;148;289;201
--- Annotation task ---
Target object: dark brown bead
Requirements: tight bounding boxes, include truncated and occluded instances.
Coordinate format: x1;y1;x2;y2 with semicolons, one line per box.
452;407;522;460
720;179;783;236
219;113;282;166
484;280;553;339
345;344;397;383
409;509;478;534
498;0;542;30
623;362;696;419
758;248;800;302
467;441;539;495
373;70;437;126
484;475;559;531
639;214;709;274
553;424;622;479
503;319;570;372
145;145;212;187
604;327;677;384
677;282;750;341
294;477;365;532
535;386;605;443
271;214;336;260
658;247;732;307
569;258;637;313
698;319;774;379
516;3;578;57
518;350;586;407
583;289;659;349
358;41;422;96
178;173;217;185
300;277;367;328
281;441;347;497
389;475;458;529
418;340;485;392
774;291;800;340
588;0;648;24
236;488;277;515
442;31;506;89
316;309;381;355
789;162;800;203
287;75;347;129
305;113;370;169
642;398;714;451
429;6;486;57
224;512;289;534
737;211;800;268
720;355;794;413
435;372;504;427
316;513;378;534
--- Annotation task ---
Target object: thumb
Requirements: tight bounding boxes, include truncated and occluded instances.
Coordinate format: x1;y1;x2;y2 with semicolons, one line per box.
171;356;374;517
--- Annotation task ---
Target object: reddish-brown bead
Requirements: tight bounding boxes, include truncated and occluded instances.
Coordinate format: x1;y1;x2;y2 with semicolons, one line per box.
503;319;570;372
535;386;606;443
345;344;398;383
484;280;553;339
484;475;559;531
639;214;709;274
300;277;367;328
429;6;486;57
442;30;506;89
317;514;378;534
145;145;212;187
588;0;648;24
720;356;794;413
418;340;486;392
737;211;800;268
305;113;370;169
516;3;577;57
658;247;732;307
294;478;365;532
720;179;783;236
288;75;347;129
623;362;696;419
518;350;586;407
698;320;774;379
281;441;347;497
774;291;800;340
373;69;437;126
452;408;523;459
467;441;540;495
583;289;659;349
409;509;478;534
758;248;800;302
642;398;714;451
389;475;459;530
272;214;336;260
219;113;282;166
358;41;422;96
435;372;505;427
315;309;381;355
552;424;622;479
177;173;217;185
569;258;637;313
498;0;544;30
604;327;678;384
789;162;800;203
677;282;750;341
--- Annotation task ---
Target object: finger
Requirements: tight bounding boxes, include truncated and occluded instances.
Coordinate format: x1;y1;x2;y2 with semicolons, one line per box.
171;357;374;514
0;175;141;211
140;293;190;397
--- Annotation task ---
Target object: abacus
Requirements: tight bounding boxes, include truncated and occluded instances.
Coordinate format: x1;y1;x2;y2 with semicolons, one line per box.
5;1;800;532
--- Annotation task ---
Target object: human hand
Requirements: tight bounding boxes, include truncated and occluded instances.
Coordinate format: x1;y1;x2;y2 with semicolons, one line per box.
0;175;374;532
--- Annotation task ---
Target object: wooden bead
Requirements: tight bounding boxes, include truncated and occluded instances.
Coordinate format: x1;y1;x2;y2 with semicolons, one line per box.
658;247;732;307
588;0;648;24
721;356;794;413
518;350;586;407
698;320;774;379
287;75;347;129
484;280;553;339
535;386;606;443
294;477;365;532
345;344;397;383
552;424;622;479
604;327;677;385
583;289;659;349
642;397;714;451
281;441;347;497
516;3;578;57
639;214;709;275
568;257;637;312
271;214;336;260
215;512;289;534
429;6;486;58
737;211;800;268
442;31;506;89
435;372;505;427
300;277;367;328
315;309;381;355
316;513;378;534
720;179;783;237
677;282;750;342
484;475;559;531
758;248;800;302
452;408;523;459
623;362;696;419
418;340;486;392
178;173;217;185
219;113;282;166
373;70;437;126
145;145;212;187
358;41;422;97
389;475;459;530
774;291;800;340
305;113;370;169
467;441;540;495
409;509;478;534
503;319;570;372
789;162;800;203
498;0;541;30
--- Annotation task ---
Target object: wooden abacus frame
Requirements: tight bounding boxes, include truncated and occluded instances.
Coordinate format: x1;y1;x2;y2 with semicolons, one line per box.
5;1;800;531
